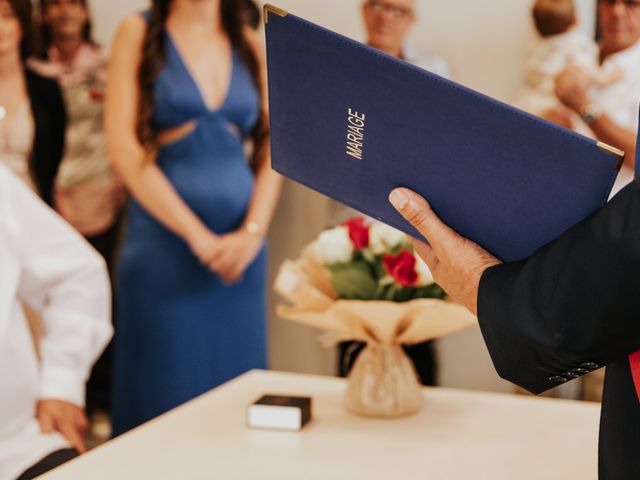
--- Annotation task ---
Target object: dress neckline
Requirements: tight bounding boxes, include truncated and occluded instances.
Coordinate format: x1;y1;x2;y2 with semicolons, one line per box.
165;30;235;115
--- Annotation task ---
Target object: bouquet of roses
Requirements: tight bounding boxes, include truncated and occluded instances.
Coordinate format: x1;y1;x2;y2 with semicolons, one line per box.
314;217;445;302
275;217;476;418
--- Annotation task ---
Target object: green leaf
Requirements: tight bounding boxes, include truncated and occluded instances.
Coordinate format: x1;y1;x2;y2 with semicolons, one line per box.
385;283;447;303
361;248;376;264
372;258;387;281
413;284;447;300
390;243;412;255
327;260;370;275
393;286;414;303
382;284;399;301
330;265;378;300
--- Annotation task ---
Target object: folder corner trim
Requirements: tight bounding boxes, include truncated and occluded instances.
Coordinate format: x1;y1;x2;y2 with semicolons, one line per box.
264;4;289;24
597;141;626;170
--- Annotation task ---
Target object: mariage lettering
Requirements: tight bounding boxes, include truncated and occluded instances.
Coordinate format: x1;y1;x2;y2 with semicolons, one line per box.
346;108;366;160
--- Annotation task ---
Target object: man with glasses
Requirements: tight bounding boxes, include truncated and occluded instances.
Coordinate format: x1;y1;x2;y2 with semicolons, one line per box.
553;0;640;197
334;0;450;388
330;0;449;219
362;0;450;77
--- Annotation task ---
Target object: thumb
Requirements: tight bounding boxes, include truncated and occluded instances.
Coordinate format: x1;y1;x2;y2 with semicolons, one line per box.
389;188;460;253
38;410;55;434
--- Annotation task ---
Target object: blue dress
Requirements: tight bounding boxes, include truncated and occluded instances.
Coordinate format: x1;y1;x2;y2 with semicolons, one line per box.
111;25;267;435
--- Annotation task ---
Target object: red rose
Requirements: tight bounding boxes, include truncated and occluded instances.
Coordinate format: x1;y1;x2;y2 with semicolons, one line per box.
343;217;370;250
383;250;418;287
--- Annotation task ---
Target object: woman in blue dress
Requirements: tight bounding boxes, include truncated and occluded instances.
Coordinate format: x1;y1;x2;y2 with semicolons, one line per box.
105;0;282;435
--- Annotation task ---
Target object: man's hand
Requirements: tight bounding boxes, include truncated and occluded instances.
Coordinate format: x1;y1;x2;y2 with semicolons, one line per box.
389;188;502;315
36;399;88;453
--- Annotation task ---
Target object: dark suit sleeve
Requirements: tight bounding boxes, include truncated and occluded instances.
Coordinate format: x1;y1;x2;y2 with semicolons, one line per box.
477;179;640;394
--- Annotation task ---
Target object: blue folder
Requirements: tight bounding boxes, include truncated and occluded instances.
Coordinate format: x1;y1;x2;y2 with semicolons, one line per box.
263;5;623;262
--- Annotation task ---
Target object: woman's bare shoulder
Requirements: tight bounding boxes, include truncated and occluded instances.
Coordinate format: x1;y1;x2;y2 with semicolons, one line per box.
113;13;148;46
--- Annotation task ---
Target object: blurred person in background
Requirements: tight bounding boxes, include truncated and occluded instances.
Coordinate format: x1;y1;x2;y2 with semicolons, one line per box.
30;0;126;428
33;0;124;265
0;164;111;480
242;0;260;30
515;0;620;121
0;0;69;444
551;0;640;196
334;0;450;387
0;0;65;204
361;0;449;75
106;0;282;435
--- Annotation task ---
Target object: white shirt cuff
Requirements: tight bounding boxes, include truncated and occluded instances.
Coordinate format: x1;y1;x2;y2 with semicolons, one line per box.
38;364;85;407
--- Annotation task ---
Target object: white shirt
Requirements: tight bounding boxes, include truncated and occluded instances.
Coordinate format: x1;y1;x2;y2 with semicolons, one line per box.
403;44;451;79
0;165;112;480
590;41;640;194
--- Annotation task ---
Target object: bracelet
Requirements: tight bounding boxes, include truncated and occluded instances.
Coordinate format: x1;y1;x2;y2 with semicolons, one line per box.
245;221;261;235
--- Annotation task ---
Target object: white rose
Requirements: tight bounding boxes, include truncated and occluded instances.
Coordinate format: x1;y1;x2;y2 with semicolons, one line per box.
369;222;407;255
415;254;434;286
313;226;354;264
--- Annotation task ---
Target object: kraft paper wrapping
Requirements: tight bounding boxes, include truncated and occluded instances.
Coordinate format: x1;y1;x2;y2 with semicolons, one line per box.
274;246;477;347
274;244;477;417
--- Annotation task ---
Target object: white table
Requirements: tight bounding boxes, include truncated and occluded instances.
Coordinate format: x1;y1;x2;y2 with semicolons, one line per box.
41;370;600;480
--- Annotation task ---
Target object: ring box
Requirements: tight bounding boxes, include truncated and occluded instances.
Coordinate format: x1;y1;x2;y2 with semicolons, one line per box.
247;394;312;432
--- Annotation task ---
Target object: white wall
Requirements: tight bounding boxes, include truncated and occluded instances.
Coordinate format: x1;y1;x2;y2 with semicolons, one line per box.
89;0;596;394
89;0;148;49
90;0;595;98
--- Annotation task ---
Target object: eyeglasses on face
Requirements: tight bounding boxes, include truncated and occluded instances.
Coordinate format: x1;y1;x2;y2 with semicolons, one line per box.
598;0;640;8
366;0;413;20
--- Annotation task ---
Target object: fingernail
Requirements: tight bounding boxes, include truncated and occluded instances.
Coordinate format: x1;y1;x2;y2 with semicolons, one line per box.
389;189;410;210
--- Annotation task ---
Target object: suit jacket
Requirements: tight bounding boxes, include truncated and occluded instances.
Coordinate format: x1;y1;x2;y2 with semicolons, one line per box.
477;179;640;479
25;68;66;206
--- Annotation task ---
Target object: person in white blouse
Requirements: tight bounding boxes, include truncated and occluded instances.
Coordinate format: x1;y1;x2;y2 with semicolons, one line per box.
0;164;111;480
